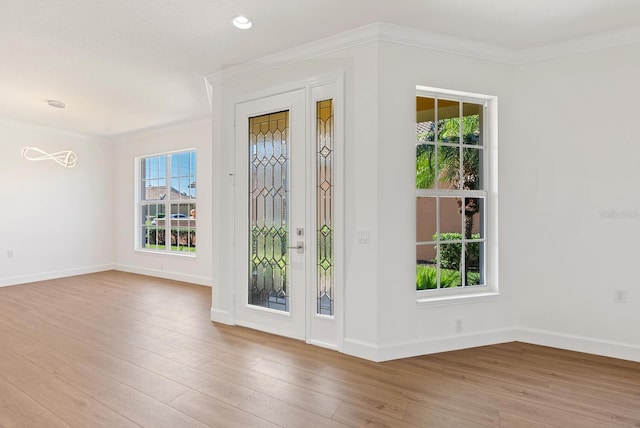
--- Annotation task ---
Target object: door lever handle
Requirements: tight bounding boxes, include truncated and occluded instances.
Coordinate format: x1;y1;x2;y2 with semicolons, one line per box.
288;241;304;250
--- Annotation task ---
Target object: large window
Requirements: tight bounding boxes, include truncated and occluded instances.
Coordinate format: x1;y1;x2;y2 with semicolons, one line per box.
416;90;488;292
138;150;196;254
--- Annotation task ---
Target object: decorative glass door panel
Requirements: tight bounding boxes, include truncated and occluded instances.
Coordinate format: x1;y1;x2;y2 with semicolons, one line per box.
234;89;306;340
249;111;290;312
316;99;334;316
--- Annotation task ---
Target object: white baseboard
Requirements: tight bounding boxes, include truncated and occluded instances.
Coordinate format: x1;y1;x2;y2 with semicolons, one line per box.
344;328;640;363
344;329;516;362
342;338;383;361
307;339;339;352
516;328;640;363
0;264;114;288
113;264;212;287
211;307;234;325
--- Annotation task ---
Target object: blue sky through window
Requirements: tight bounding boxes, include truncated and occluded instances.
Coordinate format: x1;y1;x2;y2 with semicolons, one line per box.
143;151;196;199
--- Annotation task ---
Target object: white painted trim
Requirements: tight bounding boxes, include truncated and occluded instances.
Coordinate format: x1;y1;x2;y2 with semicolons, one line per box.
206;23;380;86
113;264;212;287
376;22;518;64
307;339;339;352
111;116;211;140
205;22;640;87
211;308;234;325
376;329;516;362
519;24;640;64
342;338;383;362
516;328;640;363
345;328;640;363
417;291;500;307
344;330;514;362
0;264;114;287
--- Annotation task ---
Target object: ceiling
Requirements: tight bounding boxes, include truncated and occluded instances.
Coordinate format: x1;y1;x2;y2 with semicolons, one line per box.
2;0;640;137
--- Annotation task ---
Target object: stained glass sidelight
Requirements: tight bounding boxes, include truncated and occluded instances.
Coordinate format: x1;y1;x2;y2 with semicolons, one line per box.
248;111;289;312
316;100;334;315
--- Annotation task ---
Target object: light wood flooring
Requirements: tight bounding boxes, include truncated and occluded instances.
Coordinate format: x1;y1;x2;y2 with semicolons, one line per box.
0;271;639;427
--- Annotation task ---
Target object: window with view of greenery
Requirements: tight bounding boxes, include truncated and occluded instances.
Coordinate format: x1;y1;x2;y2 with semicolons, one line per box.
416;93;486;291
138;150;196;254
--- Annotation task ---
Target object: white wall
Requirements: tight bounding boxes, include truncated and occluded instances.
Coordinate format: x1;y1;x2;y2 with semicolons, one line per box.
371;41;516;360
209;26;640;363
0;119;114;286
209;32;519;361
112;119;212;286
512;43;640;360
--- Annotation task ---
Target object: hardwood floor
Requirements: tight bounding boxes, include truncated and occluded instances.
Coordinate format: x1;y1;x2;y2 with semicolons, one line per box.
0;271;638;427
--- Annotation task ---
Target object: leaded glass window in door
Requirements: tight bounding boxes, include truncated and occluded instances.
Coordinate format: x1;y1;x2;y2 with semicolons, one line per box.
316;99;334;316
248;111;289;312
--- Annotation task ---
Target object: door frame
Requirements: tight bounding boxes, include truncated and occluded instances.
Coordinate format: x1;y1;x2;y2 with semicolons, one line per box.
218;73;344;351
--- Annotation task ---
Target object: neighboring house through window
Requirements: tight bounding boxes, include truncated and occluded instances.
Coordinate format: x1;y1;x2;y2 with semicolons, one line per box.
416;87;492;295
138;150;196;254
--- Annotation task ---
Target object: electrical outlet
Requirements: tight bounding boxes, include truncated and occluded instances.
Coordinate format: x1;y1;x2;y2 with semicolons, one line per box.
455;319;463;333
357;230;370;244
7;250;14;258
614;289;627;303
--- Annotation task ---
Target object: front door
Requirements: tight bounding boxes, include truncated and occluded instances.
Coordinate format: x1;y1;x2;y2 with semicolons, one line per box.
234;89;306;339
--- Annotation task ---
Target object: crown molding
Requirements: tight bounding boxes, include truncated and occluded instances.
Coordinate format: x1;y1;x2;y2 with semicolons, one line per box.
517;24;640;64
205;21;640;86
205;23;381;87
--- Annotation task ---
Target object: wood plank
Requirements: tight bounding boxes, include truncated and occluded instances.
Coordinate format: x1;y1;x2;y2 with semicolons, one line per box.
0;271;639;428
0;375;54;428
129;351;254;406
238;391;349;428
96;383;208;428
169;389;279;428
24;379;141;428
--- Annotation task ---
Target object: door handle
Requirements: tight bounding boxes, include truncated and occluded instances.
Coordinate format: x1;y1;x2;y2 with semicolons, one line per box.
288;241;304;251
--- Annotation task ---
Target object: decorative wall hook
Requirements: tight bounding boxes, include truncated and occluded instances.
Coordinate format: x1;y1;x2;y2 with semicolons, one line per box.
21;146;78;168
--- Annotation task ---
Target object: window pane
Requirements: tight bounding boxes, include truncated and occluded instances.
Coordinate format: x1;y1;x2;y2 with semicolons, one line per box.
416;144;436;189
439;197;462;236
464;197;484;239
464;242;481;286
437;99;460;143
317;99;334;316
142;204;166;250
463;148;482;190
437;145;460;190
462;103;482;146
249;111;290;312
416;197;436;243
416;96;435;125
417;244;437;290
142;155;166;201
440;266;462;288
169;203;196;252
144;155;167;180
169;152;197;200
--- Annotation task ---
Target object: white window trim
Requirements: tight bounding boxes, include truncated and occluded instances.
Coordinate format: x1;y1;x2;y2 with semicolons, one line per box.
415;86;499;305
135;148;197;257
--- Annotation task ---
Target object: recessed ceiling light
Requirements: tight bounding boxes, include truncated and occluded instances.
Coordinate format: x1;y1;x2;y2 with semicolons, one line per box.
47;100;66;109
232;15;252;30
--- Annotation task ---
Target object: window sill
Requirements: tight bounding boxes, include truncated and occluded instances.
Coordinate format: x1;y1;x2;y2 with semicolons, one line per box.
135;248;197;258
417;290;499;308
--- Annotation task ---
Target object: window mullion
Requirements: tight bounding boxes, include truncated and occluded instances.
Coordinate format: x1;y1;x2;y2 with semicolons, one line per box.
458;102;466;287
165;155;171;252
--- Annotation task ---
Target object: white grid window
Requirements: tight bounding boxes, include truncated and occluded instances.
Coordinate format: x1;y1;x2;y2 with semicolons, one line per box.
138;150;196;254
416;91;488;292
